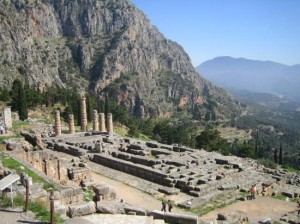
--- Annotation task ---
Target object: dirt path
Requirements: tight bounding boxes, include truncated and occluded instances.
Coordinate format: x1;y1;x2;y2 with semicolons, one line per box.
91;172;183;212
0;207;43;224
91;172;299;223
200;196;298;223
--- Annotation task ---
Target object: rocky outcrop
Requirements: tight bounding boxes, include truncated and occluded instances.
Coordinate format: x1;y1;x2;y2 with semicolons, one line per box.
0;0;240;118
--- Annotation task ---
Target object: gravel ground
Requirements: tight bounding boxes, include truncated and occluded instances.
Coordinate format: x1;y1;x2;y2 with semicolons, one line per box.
0;207;44;224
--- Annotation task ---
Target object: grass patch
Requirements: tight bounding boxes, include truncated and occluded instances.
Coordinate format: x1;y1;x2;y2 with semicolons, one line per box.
240;191;249;197
0;134;23;143
83;187;94;201
0;195;63;223
114;125;128;137
0;136;13;143
1;154;56;191
190;206;215;216
272;194;286;201
272;194;298;203
281;164;300;174
136;134;152;141
190;192;237;216
257;158;277;169
12;121;30;131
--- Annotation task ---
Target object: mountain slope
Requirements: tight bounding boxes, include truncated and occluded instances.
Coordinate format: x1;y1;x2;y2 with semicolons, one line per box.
196;56;300;102
0;0;239;119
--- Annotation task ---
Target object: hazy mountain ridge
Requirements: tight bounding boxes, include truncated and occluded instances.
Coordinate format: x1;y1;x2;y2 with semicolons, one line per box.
196;56;300;102
0;0;240;119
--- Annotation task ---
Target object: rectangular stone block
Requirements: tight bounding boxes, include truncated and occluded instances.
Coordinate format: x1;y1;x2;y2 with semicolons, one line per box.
68;201;96;218
72;186;83;195
60;188;74;198
29;183;44;194
93;184;110;195
215;158;229;165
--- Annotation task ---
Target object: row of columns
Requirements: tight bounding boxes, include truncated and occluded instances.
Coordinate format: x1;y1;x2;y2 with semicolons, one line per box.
54;96;113;136
54;110;113;136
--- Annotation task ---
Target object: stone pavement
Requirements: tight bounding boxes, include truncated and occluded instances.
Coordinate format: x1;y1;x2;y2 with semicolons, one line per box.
66;214;157;224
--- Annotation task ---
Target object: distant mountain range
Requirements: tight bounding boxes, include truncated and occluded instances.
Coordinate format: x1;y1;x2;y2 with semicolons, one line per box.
196;56;300;103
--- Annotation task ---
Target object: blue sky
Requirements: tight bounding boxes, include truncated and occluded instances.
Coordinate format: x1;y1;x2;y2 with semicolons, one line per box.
130;0;300;66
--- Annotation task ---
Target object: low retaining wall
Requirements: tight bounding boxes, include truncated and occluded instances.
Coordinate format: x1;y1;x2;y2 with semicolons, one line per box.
53;143;86;157
149;210;198;224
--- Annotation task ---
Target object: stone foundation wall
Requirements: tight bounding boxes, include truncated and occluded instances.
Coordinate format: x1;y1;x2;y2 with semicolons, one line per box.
13;149;91;184
53;143;87;157
14;149;69;183
92;154;172;186
56;186;84;205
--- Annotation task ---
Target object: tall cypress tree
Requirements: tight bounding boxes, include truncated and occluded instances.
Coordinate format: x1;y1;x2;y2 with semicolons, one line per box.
254;130;259;159
274;148;278;164
279;142;283;165
10;79;28;120
86;95;92;122
104;94;109;115
77;99;81;126
19;85;28;120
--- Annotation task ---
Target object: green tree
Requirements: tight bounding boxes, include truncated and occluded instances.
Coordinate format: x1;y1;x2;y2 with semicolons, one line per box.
86;95;92;122
279;142;283;165
195;128;229;154
235;141;255;158
274;148;278;163
0;87;10;102
254;130;259;159
105;94;109;115
128;125;140;137
10;79;28;120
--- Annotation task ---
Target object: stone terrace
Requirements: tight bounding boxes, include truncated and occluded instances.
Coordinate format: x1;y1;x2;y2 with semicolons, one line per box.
42;131;300;210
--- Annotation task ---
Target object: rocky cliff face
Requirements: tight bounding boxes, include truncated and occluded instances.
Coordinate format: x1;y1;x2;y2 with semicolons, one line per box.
0;0;240;118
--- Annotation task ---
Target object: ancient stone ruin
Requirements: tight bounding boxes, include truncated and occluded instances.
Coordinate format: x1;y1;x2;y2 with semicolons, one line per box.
3;107;12;128
99;113;106;132
42;132;299;210
68;114;75;134
80;95;88;132
1;98;299;224
54;110;61;136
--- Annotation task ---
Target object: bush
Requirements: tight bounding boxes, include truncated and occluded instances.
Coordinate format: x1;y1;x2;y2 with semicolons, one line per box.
258;158;277;169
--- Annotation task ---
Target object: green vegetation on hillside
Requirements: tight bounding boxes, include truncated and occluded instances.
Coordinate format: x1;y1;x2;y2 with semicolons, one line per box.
1;79;299;170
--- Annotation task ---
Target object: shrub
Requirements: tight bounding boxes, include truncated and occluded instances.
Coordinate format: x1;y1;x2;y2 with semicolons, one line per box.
258;158;277;169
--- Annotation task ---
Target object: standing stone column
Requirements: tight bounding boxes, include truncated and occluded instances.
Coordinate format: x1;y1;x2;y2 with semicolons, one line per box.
107;113;113;134
80;95;88;132
93;110;99;131
68;114;75;134
54;110;61;136
3;107;12;128
99;113;106;132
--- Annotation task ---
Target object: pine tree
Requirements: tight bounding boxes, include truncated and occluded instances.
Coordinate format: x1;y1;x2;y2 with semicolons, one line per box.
279;142;283;165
